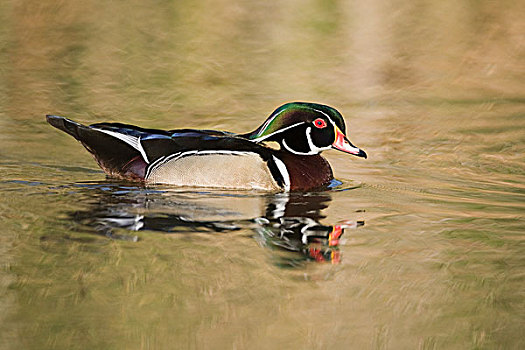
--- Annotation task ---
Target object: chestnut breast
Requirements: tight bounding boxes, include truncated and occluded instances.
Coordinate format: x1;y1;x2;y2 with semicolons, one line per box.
277;152;333;191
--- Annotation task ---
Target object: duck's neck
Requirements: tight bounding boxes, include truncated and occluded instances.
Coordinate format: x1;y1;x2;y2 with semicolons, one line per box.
276;152;333;191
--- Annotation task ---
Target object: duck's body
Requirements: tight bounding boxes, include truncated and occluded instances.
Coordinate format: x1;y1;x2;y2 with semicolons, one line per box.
47;102;366;191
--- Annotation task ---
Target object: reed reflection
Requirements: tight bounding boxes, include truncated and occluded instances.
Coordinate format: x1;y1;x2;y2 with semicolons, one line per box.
66;183;363;265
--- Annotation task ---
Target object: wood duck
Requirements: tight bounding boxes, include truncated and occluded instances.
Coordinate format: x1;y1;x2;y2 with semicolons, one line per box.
47;102;367;191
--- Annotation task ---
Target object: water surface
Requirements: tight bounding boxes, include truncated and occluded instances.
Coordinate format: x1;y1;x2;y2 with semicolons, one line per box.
0;0;524;349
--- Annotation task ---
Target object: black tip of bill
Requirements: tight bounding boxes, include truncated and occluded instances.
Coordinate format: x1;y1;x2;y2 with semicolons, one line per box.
357;149;367;159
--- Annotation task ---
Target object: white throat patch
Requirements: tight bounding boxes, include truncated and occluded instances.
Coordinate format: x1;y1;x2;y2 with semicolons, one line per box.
281;127;331;156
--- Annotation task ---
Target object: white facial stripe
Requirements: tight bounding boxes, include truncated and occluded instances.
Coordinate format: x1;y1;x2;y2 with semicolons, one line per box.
306;127;331;154
95;128;151;164
250;122;305;142
306;127;314;148
282;138;316;155
254;108;287;138
312;108;336;126
312;108;349;150
312;108;330;119
272;156;290;191
313;110;349;150
282;127;331;155
312;108;346;138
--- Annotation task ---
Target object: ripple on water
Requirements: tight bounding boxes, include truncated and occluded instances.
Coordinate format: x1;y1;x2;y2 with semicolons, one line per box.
2;178;363;267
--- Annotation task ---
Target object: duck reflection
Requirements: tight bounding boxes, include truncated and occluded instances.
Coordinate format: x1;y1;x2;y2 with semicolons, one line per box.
68;183;364;264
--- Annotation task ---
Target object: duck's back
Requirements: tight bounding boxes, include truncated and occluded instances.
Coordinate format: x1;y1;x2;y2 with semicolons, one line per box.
46;115;288;190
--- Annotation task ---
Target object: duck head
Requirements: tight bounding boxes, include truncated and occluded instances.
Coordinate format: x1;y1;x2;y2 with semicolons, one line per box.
246;102;367;158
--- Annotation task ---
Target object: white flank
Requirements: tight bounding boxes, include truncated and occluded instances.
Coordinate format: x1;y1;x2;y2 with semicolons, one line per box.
144;150;253;181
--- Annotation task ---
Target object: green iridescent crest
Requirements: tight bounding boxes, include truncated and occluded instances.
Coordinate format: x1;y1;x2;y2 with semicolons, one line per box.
249;102;347;140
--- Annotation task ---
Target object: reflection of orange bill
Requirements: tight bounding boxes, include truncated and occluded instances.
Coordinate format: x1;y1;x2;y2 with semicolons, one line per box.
331;250;341;264
329;225;343;246
309;247;325;262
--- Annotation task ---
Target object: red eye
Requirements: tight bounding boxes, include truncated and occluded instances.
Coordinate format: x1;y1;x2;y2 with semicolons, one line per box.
313;118;327;128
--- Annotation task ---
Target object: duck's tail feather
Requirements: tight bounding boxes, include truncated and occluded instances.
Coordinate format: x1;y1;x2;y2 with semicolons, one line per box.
46;115;147;180
46;115;84;140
